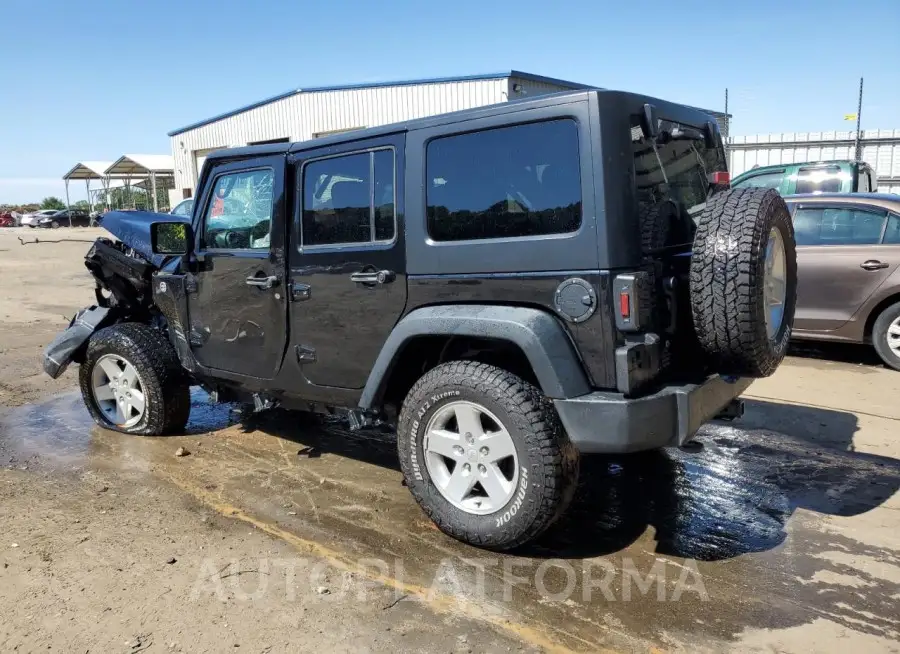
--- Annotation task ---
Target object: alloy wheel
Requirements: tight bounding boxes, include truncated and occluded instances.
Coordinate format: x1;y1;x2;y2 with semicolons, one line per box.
90;354;146;428
423;401;519;515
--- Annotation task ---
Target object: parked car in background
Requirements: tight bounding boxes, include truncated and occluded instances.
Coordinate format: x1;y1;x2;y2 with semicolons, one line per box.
38;209;91;228
733;160;877;196
170;198;194;218
21;209;60;227
786;193;900;369
0;212;15;227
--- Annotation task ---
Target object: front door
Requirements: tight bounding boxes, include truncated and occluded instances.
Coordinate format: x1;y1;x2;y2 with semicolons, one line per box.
188;155;288;379
793;203;895;332
287;135;407;389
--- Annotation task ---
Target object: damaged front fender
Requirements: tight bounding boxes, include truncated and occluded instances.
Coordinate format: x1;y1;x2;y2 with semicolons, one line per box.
42;306;117;378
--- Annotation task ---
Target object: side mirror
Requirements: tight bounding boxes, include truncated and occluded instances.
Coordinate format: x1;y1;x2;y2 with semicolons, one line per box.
151;222;193;255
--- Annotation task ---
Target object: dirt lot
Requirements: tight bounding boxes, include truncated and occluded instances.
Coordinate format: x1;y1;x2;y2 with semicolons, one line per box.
0;226;898;653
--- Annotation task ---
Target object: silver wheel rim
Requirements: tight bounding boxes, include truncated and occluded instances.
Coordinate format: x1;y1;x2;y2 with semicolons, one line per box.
764;227;787;340
887;317;900;355
90;354;146;428
423;400;519;516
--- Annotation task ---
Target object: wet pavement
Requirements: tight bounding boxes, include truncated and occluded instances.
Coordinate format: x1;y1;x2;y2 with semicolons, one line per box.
2;378;899;652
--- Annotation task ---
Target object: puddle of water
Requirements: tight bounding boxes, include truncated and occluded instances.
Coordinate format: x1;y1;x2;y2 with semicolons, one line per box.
1;384;899;649
0;388;236;471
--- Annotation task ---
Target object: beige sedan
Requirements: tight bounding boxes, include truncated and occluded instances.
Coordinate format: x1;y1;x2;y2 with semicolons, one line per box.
786;193;900;369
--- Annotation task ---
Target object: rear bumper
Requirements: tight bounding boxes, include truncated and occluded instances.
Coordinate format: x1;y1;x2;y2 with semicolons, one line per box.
553;375;753;454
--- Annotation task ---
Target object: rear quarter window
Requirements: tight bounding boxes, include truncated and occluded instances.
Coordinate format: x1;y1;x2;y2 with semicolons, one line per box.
425;119;582;242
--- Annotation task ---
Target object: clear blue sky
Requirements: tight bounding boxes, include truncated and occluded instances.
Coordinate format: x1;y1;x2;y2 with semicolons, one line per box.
1;0;898;204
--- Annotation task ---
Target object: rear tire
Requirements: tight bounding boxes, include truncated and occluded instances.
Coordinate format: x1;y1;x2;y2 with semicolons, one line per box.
690;188;797;377
79;323;190;435
397;361;579;550
872;302;900;371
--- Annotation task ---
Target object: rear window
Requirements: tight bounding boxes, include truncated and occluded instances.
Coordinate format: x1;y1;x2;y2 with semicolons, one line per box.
630;116;726;214
426;119;582;242
795;165;843;194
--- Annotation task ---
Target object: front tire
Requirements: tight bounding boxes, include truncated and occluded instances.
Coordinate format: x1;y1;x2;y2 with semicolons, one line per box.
872;302;900;371
79;323;190;435
397;361;579;550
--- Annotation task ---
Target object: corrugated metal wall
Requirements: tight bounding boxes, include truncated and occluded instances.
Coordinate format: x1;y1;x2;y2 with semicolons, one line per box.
728;130;900;195
170;78;509;192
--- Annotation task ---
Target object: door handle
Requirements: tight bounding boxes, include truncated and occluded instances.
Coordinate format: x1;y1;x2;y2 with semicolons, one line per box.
860;260;889;271
290;282;311;301
245;275;279;289
350;270;396;285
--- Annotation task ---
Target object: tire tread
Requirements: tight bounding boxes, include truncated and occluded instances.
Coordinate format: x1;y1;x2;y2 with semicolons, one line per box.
79;322;190;435
397;361;578;550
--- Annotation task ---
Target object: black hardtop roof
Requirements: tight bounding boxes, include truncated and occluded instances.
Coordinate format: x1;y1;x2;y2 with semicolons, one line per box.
206;89;721;163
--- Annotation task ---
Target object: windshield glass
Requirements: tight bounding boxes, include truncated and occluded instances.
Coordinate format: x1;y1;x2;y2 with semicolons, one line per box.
630;115;726;214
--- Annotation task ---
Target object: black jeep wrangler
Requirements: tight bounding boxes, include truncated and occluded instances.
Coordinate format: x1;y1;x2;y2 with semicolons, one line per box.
44;89;797;550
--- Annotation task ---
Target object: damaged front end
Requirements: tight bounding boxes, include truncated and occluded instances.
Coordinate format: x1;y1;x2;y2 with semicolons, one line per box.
85;237;157;314
43;211;189;379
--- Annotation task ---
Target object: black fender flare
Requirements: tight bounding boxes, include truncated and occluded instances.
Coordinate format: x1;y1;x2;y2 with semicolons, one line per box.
42;306;118;379
358;305;590;409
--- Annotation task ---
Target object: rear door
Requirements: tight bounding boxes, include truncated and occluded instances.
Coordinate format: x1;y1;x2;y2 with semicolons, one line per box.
188;155;288;380
792;202;894;331
286;134;407;389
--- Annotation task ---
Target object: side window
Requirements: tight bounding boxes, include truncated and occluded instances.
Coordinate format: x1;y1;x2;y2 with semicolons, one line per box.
203;168;274;249
732;170;784;190
795;165;843;194
793;208;824;245
301;149;395;247
426;119;581;242
793;206;886;245
882;214;900;244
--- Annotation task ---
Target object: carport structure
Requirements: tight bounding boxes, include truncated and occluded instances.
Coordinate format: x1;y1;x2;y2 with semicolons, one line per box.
61;161;116;222
104;155;175;213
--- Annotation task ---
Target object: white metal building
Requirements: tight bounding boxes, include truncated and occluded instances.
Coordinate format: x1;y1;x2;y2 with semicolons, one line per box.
728;130;900;194
168;70;728;202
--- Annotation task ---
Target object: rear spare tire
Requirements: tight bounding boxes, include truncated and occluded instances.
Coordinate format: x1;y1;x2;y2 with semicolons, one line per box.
690;187;797;377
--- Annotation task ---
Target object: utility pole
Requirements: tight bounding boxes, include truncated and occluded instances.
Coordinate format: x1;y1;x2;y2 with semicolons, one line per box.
724;88;729;139
854;77;864;160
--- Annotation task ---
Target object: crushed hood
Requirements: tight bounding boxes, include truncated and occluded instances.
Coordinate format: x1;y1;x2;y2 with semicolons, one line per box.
100;210;190;267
